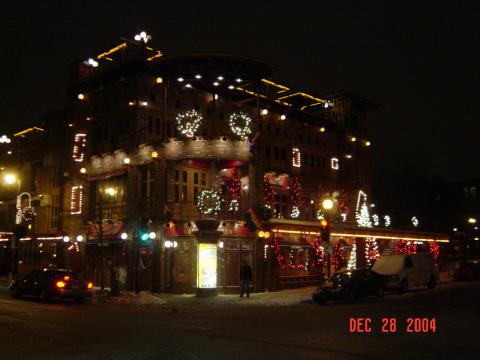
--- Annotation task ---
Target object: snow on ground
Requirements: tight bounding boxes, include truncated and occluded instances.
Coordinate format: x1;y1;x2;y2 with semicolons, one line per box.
100;286;317;308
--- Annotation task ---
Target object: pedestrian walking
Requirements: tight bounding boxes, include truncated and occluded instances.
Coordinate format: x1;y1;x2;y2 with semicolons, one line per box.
240;260;253;298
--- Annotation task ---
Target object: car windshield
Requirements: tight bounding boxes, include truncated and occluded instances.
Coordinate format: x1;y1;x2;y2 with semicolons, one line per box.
327;273;350;284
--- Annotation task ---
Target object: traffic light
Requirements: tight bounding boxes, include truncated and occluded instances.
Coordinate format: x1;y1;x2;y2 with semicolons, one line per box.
320;218;330;243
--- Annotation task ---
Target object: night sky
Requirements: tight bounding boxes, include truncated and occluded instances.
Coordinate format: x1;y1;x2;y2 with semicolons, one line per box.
1;1;479;188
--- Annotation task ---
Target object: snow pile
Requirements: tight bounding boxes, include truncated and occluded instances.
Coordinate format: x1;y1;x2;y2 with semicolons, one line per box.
106;291;167;306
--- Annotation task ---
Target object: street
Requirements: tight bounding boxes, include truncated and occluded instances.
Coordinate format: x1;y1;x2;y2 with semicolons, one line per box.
0;281;479;360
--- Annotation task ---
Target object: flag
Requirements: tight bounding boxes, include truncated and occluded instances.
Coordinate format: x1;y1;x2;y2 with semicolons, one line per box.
244;207;262;232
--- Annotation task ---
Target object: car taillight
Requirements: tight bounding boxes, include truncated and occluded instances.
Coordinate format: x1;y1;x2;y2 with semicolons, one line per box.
87;282;93;289
56;281;66;288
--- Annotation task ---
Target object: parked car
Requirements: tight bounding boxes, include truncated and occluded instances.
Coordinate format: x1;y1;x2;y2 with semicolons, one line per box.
10;268;93;303
312;269;387;304
372;253;438;293
453;262;480;281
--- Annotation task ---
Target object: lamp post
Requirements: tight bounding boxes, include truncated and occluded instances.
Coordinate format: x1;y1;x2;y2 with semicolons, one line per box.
321;198;335;277
3;174;26;277
258;230;271;290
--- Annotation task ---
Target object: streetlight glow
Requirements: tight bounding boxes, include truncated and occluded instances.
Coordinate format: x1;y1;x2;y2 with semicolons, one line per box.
322;198;334;210
4;174;17;185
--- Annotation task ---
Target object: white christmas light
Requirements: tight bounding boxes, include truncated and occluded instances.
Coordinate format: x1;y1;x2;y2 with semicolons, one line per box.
292;147;301;167
228;85;235;90
72;133;87;162
280;115;286;120
372;214;380;226
134;31;151;43
235;78;242;83
228;199;239;212
0;135;11;143
176;109;203;138
384;215;391;227
195;189;221;215
291;206;300;219
177;77;184;82
86;58;98;67
121;232;128;240
195;74;202;79
331;157;339;170
217;76;224;81
347;242;356;270
228;111;252;137
76;235;83;242
70;186;83;215
411;216;419;227
261;109;268;115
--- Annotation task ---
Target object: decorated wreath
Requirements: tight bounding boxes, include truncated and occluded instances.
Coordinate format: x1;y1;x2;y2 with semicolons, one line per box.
228;111;252;137
175;109;202;138
195;189;222;215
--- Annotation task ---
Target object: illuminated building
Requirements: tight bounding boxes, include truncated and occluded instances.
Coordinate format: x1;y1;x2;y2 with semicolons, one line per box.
0;36;448;291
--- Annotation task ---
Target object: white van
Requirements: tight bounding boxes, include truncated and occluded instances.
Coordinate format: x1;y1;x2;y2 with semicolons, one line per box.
372;253;438;293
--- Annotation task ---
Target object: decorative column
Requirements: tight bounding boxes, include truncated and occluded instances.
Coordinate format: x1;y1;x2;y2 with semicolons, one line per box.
194;218;221;297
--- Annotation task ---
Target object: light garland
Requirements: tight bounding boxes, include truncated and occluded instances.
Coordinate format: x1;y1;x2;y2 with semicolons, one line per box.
365;238;379;265
429;241;440;261
72;133;87;162
347;242;357;270
372;214;380;226
195;189;221;215
291;206;300;219
176;109;202;138
70;186;83;215
331;157;339;170
384;215;391;227
316;210;324;220
229;111;252;137
292;147;301;167
411;216;419;227
228;199;239;212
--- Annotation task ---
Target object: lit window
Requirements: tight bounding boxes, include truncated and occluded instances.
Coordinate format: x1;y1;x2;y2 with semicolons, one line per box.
292;147;301;168
72;133;87;162
70;186;83;215
331;157;339;170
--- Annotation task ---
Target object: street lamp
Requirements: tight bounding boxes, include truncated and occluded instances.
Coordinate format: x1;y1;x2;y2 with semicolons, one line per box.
321;197;335;277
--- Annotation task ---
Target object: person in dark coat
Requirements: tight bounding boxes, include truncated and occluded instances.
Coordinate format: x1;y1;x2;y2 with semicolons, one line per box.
240;260;253;298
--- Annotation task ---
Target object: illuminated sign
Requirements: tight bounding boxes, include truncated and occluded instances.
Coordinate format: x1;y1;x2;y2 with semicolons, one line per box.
197;243;217;288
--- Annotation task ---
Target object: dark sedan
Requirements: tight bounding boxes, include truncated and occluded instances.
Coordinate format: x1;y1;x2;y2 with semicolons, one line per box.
10;268;93;303
312;269;387;304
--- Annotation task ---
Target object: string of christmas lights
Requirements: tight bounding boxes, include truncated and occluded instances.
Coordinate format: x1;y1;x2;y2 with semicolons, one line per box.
228;111;252;137
290;177;302;219
347;242;357;270
429;241;440;260
263;175;276;209
332;242;345;271
176;109;202;138
195;189;221;215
